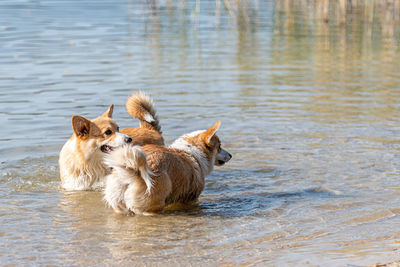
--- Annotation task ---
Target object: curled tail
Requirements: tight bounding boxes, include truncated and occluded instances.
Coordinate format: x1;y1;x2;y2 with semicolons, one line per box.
104;145;154;194
125;92;162;134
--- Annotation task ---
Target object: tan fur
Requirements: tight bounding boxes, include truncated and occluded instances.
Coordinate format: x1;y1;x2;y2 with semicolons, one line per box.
103;121;232;215
59;104;133;191
59;92;164;191
125;92;161;132
120;128;164;146
120;92;164;146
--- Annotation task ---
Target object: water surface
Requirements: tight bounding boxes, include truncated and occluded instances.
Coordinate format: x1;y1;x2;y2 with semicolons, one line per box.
1;0;400;265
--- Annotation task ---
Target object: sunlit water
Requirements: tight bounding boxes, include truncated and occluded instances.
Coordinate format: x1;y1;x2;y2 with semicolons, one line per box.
1;0;400;265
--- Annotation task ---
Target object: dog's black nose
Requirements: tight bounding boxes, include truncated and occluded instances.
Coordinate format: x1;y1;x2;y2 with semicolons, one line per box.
125;137;132;143
228;153;232;159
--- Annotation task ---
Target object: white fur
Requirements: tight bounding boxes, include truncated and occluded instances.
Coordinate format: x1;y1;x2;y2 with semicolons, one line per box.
104;146;156;214
59;139;107;191
143;113;155;123
104;167;130;213
170;130;214;177
104;146;154;194
103;132;130;148
59;132;132;191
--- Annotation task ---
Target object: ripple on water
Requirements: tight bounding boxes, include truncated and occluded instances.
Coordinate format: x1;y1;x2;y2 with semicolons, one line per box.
198;169;346;218
0;158;346;220
0;156;60;193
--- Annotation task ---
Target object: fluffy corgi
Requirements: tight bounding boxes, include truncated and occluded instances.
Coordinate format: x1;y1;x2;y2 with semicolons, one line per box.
103;121;232;215
59;92;164;191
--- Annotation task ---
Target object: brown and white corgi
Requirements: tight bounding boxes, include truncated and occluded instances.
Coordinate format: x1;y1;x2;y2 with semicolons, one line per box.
59;92;164;191
103;121;232;215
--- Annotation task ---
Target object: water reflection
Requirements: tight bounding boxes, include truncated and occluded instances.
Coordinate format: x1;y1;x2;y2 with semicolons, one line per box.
272;0;400;125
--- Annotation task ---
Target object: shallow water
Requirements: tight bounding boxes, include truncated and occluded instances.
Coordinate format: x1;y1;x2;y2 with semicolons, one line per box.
1;0;400;265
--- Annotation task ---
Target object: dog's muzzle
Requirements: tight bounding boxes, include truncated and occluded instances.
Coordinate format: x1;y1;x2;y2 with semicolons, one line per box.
101;145;114;153
101;134;132;153
216;148;232;166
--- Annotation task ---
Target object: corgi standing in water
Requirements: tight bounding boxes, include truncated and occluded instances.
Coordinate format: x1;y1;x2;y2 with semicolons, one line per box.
59;92;164;191
103;121;232;215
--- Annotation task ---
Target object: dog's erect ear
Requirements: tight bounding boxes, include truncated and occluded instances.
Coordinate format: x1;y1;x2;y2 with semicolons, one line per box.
72;115;91;137
201;121;221;146
102;104;114;118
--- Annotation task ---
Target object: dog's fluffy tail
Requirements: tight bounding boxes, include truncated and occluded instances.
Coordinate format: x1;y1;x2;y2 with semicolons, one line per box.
125;92;162;134
104;146;154;194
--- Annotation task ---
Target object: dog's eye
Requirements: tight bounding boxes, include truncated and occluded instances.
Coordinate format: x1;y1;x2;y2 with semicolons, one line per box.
104;129;113;135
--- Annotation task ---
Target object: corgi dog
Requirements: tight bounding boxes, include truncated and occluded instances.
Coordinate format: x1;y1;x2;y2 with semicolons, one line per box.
103;121;232;215
59;92;164;191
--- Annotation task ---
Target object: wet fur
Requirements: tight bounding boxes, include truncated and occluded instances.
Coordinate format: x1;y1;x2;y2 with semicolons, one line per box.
59;92;164;191
103;121;232;215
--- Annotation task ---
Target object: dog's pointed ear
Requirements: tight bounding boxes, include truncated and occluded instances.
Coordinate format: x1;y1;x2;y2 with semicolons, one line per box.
201;121;221;145
102;104;114;118
72;115;91;137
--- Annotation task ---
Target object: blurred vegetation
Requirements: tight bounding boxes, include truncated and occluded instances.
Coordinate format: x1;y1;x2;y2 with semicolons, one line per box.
143;0;400;29
131;1;400;124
